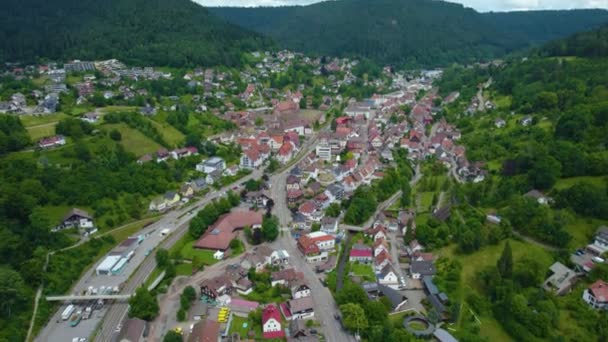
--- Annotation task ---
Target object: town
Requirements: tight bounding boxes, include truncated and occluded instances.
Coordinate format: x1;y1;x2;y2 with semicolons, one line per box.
0;47;607;342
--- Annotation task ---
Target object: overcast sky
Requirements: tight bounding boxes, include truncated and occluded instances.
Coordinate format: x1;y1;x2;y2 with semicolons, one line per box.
195;0;608;12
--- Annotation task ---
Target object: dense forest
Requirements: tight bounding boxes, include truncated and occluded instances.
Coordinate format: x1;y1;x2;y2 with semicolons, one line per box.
211;0;608;67
0;0;273;66
542;24;608;58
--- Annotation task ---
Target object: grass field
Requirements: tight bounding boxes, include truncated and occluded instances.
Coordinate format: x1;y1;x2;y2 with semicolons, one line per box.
170;235;219;265
229;315;261;339
350;263;375;281
27;124;57;140
149;118;185;147
20;113;70;127
554;176;606;190
104;123;163;156
438;239;554;341
564;216;607;249
175;263;193;276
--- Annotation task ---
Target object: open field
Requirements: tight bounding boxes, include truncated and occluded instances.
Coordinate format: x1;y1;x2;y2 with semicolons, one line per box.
438;239;555;341
27;124;56;140
149;119;185;147
104;123;163;156
20;113;70;127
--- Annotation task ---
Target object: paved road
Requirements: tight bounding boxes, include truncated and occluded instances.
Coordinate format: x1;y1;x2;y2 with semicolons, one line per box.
36;169;262;342
269;156;355;342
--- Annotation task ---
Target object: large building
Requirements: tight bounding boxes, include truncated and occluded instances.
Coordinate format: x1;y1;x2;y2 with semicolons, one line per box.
194;210;263;251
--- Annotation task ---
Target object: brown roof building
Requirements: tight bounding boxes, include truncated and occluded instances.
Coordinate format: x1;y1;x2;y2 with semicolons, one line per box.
188;319;220;342
194;210;263;251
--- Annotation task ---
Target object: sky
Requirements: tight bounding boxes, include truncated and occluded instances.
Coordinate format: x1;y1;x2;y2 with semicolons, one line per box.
195;0;608;12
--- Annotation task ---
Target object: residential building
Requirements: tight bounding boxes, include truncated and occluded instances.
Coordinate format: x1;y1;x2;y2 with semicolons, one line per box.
410;260;436;279
38;135;66;149
262;304;285;339
583;280;608;310
117;318;147;342
543;262;577;296
196;157;226;173
188;319;220;342
284;297;315;320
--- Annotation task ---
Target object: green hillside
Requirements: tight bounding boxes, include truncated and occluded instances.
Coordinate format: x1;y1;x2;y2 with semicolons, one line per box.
210;0;608;67
0;0;273;66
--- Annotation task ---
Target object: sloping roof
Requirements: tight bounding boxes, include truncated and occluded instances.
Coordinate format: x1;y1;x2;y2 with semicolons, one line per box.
589;280;608;302
263;304;282;324
289;297;314;313
412;261;436;276
434;328;458;342
378;283;407;310
118;318;146;342
62;208;92;222
194;210;263;250
188;319;220;342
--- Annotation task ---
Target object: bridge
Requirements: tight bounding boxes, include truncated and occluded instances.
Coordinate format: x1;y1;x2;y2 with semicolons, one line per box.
45;294;132;301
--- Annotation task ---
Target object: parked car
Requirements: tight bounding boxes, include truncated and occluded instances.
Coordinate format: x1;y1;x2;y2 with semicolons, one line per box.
593;256;605;263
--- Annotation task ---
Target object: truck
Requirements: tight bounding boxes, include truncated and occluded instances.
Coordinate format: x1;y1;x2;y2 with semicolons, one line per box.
69;311;82;327
62;304;76;321
82;307;92;320
160;228;170;236
126;250;135;261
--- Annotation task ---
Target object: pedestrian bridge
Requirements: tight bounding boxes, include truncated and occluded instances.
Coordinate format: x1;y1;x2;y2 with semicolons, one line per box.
46;294;132;301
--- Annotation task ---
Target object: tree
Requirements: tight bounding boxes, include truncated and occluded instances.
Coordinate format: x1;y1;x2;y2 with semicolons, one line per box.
156;248;170;269
129;287;159;321
0;267;26;318
163;330;183;342
192;255;203;272
262;215;279;241
339;303;368;334
109;129;122;141
255;117;264;126
325;203;341;217
497;241;513;278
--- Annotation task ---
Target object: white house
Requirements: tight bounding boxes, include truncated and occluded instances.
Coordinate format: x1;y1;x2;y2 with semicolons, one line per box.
196;157;226;173
377;264;399;289
291;281;311;299
582;280;608;310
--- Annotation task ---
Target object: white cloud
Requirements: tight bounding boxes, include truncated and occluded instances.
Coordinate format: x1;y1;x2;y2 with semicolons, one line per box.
195;0;608;10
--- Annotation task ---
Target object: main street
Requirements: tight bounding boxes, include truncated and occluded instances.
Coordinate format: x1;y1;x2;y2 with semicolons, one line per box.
36;169;262;342
269;156;355;342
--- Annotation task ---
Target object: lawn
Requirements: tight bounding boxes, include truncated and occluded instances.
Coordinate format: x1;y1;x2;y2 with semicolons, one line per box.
169;235;219;265
229;315;261;339
493;95;512;109
417;192;434;212
350;263;375;281
20;113;70;127
103;123;163;156
553;176;606;190
27;124;57;140
175;263;193;276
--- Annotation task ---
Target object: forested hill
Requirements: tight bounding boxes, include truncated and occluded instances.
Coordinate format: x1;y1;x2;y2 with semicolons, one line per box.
210;0;608;67
481;9;608;45
0;0;273;66
541;24;608;57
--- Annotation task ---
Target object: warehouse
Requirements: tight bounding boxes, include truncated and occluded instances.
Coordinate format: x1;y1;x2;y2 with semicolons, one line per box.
96;255;122;275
